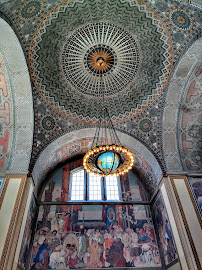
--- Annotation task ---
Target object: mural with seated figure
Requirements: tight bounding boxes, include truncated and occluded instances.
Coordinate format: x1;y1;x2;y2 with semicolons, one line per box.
30;204;161;269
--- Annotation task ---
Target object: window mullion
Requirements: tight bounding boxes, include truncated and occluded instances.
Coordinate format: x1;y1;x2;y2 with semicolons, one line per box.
85;171;88;201
103;176;106;201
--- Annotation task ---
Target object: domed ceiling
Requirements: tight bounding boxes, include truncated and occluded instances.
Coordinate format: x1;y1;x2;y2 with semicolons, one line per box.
0;0;201;173
29;0;173;123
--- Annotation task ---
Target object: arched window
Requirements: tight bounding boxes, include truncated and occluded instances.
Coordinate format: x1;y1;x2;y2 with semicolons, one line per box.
29;158;169;269
69;168;121;201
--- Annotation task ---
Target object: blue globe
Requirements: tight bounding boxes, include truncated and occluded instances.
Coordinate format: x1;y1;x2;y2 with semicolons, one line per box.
97;152;119;172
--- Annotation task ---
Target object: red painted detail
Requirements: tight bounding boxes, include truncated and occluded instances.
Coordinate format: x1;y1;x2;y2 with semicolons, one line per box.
0;130;9;153
0;73;7;97
0;101;10;125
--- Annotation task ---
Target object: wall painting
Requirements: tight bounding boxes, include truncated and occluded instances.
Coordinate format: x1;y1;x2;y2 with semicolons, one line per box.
153;194;177;265
30;204;161;269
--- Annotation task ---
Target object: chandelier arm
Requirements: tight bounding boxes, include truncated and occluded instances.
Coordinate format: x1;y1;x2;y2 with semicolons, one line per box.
108;125;114;145
93;121;101;148
105;107;121;145
83;49;134;176
101;74;105;108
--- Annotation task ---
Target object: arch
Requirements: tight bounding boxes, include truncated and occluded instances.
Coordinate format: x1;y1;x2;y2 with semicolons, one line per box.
163;37;202;172
0;18;33;172
33;128;162;195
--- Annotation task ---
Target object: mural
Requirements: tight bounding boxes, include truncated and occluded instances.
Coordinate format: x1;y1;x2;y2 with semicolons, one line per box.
153;194;177;265
189;178;202;216
19;194;37;269
30;204;161;269
41;162;148;203
0;179;4;193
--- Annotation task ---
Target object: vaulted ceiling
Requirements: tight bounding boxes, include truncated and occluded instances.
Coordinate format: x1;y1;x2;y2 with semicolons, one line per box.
0;0;201;179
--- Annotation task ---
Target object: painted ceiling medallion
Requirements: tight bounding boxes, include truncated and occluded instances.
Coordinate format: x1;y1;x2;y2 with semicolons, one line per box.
20;0;43;21
62;22;139;97
86;46;116;76
170;10;193;31
29;0;173;124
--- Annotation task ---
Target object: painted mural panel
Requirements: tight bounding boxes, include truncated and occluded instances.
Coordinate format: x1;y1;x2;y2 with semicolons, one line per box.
153;194;177;265
30;204;161;269
0;179;3;192
19;194;37;269
41;161;148;203
189;178;202;216
41;160;83;202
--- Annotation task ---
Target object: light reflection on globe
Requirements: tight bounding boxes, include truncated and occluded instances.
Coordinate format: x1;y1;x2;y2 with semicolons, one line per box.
97;152;119;172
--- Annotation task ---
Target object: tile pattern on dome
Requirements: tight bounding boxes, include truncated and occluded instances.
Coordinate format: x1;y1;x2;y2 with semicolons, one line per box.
178;62;202;172
29;0;173;124
61;22;140;97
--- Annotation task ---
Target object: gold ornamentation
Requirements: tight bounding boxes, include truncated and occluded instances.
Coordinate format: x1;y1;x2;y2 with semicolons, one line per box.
89;49;113;74
83;145;135;176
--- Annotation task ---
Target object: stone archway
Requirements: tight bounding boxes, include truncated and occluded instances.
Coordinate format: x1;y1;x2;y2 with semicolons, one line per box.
33;128;163;196
0;17;33;173
162;38;202;172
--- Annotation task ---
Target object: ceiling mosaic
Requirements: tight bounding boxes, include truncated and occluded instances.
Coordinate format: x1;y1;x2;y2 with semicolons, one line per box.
29;0;173;124
178;62;202;172
0;0;201;174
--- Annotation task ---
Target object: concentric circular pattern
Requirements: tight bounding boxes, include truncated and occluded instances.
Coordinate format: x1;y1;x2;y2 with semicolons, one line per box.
41;116;55;131
20;0;42;20
83;145;135;176
170;10;192;31
139;119;153;133
85;46;116;76
62;22;139;97
29;0;173;123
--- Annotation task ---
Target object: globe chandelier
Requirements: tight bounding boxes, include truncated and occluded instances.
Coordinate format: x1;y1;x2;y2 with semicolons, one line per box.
83;54;135;176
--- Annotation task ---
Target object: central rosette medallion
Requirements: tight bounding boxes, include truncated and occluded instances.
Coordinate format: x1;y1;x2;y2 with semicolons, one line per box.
29;0;173;123
61;22;140;97
85;45;116;75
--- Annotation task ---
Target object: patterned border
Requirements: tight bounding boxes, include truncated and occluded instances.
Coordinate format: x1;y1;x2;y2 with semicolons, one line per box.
0;176;26;270
170;176;201;270
28;0;173;124
185;177;202;228
169;9;193;32
0;177;10;210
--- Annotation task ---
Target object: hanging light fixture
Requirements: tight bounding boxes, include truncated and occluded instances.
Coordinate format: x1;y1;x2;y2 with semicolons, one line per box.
83;54;135;176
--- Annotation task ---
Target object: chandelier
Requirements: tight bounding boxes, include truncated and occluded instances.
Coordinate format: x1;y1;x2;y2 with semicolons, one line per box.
83;54;134;176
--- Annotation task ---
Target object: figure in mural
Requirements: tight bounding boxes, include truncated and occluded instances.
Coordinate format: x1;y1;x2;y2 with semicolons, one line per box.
30;205;161;269
153;194;177;265
189;179;202;215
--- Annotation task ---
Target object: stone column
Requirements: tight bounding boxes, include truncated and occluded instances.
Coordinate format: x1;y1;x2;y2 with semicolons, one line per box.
159;175;201;270
0;173;34;270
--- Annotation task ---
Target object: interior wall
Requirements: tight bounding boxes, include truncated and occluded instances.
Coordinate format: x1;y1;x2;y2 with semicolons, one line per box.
20;160;167;269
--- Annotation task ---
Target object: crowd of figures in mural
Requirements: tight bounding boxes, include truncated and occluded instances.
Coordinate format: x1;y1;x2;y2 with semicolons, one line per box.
153;194;177;265
30;204;161;269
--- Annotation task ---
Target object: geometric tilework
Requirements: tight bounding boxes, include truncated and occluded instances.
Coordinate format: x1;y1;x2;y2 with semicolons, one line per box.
29;0;173;124
0;0;201;179
178;62;202;172
163;38;202;172
0;18;33;172
0;49;14;172
170;9;193;31
61;22;140;97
